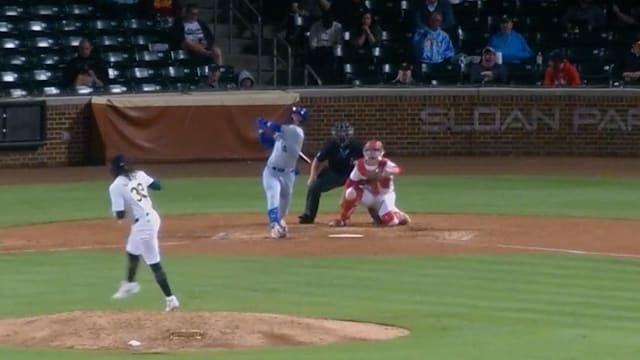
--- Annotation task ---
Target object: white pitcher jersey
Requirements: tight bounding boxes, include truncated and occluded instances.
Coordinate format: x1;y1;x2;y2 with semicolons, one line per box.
109;170;156;221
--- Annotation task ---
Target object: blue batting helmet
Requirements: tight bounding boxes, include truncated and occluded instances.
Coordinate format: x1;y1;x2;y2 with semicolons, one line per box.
290;106;309;123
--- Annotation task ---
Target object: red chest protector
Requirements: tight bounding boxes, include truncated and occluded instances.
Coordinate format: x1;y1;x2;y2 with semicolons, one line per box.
355;159;392;195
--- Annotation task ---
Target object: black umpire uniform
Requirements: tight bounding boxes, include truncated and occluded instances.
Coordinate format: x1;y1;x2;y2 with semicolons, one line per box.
299;122;363;224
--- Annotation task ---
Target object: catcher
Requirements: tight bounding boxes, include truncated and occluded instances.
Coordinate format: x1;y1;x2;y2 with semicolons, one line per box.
329;139;410;227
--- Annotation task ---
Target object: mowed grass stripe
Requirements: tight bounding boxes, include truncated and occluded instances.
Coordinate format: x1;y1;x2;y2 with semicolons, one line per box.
3;176;640;227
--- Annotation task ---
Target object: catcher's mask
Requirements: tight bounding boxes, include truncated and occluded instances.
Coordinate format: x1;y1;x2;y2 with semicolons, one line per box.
110;154;129;178
363;139;384;161
290;106;309;124
331;121;354;145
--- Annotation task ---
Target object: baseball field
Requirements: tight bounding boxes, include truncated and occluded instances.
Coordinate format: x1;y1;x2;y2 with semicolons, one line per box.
1;157;640;359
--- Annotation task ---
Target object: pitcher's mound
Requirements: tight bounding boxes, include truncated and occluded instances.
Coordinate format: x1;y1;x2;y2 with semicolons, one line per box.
0;311;409;352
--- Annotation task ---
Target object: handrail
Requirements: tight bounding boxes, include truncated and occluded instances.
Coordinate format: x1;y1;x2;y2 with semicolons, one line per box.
229;0;263;85
304;64;322;86
272;35;292;87
213;0;218;36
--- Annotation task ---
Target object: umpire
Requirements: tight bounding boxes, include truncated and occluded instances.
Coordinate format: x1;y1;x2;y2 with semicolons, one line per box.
299;121;365;224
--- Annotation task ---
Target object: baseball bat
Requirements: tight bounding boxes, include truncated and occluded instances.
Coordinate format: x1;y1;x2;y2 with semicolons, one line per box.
299;151;312;164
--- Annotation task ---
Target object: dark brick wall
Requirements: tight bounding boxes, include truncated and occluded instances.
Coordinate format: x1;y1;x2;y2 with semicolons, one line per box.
300;89;640;156
3;89;640;167
0;102;89;168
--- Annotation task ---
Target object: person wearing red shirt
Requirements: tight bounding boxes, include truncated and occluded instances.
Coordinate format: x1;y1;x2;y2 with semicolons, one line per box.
544;52;582;87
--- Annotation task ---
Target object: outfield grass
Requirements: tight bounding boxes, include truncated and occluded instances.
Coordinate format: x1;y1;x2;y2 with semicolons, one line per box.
1;175;640;359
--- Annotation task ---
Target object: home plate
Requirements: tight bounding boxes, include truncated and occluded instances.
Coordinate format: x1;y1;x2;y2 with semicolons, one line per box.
329;234;364;238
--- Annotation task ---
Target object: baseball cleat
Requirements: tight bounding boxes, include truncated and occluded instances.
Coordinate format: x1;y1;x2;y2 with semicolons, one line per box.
328;218;348;227
279;219;288;233
298;214;314;224
270;223;287;239
112;281;140;299
165;295;180;312
396;211;411;225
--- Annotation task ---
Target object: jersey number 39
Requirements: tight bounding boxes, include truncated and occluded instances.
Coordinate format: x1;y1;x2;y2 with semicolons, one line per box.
130;183;148;202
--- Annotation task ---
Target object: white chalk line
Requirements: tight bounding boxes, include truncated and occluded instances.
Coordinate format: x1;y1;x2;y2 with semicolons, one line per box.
0;241;191;254
497;244;640;259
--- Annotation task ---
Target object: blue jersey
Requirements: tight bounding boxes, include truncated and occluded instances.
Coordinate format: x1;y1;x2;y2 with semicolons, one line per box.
266;124;304;170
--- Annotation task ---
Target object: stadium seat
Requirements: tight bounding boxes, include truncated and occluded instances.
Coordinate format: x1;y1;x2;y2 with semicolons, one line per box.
135;50;169;66
107;84;129;94
29;4;61;18
156;16;174;31
170;50;190;64
507;63;541;85
566;47;607;63
0;37;24;49
30;36;59;49
58;19;84;33
36;52;64;68
0;21;18;35
161;66;196;84
0;70;23;88
40;86;62;96
130;34;160;50
64;4;94;18
134;82;165;93
31;69;60;86
6;88;30;98
417;62;461;85
129;67;158;82
343;62;379;85
579;63;614;87
4;53;29;67
195;64;236;83
24;20;53;33
104;51;131;67
93;35;126;51
123;18;155;34
0;5;26;18
107;67;127;84
60;35;83;50
380;63;397;83
89;20;121;35
73;85;94;95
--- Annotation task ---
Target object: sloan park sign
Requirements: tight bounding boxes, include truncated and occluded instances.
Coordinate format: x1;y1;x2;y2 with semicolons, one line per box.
419;107;640;132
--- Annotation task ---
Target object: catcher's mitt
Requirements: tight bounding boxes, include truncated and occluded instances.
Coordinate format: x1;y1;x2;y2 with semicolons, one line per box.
365;160;389;181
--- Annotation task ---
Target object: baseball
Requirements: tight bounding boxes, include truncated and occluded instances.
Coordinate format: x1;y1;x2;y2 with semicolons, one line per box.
128;339;142;347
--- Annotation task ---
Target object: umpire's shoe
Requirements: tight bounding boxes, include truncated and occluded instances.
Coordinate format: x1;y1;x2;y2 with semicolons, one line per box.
298;214;314;224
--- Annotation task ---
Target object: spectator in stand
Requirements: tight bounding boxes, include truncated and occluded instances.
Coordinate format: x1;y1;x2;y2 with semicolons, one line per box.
170;3;223;65
329;0;369;32
414;0;455;32
237;70;256;89
544;51;581;87
413;12;454;64
391;62;416;85
62;38;108;89
469;47;508;84
487;16;532;64
290;0;323;21
203;64;222;89
561;0;606;30
622;39;640;83
610;2;640;29
308;11;343;84
139;0;182;19
351;10;381;49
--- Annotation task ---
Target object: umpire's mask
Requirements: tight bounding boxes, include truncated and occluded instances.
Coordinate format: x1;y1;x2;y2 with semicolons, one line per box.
332;121;354;146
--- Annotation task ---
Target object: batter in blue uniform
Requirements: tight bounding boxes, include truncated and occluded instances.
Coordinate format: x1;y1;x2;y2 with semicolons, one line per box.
256;106;309;238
